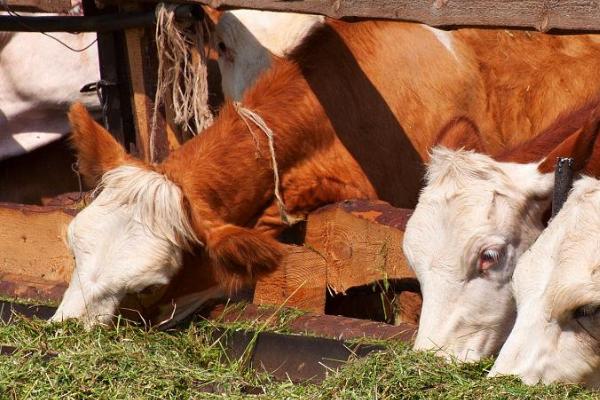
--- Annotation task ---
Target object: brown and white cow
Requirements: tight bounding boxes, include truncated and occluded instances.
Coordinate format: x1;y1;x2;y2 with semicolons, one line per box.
405;98;600;361
0;28;100;161
51;19;600;326
213;9;324;100
488;115;600;387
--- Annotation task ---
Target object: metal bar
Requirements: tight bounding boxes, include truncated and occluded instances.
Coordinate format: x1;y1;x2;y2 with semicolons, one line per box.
0;300;56;322
210;303;417;342
214;328;383;383
552;157;574;218
0;4;203;32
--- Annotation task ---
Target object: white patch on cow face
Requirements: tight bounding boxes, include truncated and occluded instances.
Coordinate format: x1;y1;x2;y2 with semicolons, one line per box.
51;166;198;327
404;147;553;361
214;10;324;100
490;177;600;387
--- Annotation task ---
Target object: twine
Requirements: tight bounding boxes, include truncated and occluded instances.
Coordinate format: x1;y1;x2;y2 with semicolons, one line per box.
152;3;213;161
233;102;294;225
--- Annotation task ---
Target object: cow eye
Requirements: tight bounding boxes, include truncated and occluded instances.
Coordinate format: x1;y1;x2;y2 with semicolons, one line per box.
574;304;600;319
478;247;504;273
218;41;227;54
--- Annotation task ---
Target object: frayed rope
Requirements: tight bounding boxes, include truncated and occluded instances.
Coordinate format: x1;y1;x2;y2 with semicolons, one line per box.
233;101;296;226
151;3;213;161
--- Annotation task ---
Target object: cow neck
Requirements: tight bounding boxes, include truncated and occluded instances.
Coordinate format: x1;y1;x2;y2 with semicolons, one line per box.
159;58;332;234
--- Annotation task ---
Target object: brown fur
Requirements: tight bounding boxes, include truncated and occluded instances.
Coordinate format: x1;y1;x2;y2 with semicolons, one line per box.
69;20;600;290
68;104;137;187
435;117;485;153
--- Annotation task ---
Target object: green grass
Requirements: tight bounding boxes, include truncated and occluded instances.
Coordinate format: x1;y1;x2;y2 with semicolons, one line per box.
0;315;596;399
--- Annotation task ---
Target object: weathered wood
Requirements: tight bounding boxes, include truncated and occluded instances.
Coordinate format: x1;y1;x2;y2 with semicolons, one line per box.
254;200;421;323
254;245;327;313
3;0;72;13
120;0;600;32
121;3;170;162
0;203;75;302
305;199;415;294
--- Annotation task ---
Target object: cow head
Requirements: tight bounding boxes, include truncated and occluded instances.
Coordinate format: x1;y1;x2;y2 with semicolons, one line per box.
51;104;283;327
404;117;597;361
490;177;600;387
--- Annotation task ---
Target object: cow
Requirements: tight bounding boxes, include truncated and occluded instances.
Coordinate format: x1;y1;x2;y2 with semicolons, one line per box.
489;176;600;386
51;19;600;326
404;98;600;361
0;28;100;161
212;9;324;100
486;110;600;386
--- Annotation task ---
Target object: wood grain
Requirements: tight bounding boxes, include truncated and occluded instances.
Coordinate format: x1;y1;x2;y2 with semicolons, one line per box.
121;0;600;32
3;0;72;13
0;204;75;300
305;200;415;295
254;245;328;313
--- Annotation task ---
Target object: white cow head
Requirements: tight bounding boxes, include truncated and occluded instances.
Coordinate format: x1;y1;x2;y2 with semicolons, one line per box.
51;104;283;327
50;107;198;326
213;10;324;100
405;110;600;361
404;147;553;360
490;177;600;387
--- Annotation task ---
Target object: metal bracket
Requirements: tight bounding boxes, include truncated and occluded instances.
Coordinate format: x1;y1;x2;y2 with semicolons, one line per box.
551;157;574;218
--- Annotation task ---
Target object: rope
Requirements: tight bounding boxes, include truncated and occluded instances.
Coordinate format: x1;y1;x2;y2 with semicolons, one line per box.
151;3;213;162
233;102;293;226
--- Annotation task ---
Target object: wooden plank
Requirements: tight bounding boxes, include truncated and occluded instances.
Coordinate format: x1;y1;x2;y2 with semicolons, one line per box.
305;200;415;294
123;0;600;32
121;3;170;162
3;0;72;13
0;203;75;301
254;245;327;313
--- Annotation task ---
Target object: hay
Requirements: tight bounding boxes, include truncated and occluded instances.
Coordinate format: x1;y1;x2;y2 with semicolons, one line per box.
152;3;213;161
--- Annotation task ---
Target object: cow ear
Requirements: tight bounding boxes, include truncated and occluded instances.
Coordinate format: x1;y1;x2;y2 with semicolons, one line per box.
68;102;128;187
434;117;485;155
537;118;600;174
206;224;284;291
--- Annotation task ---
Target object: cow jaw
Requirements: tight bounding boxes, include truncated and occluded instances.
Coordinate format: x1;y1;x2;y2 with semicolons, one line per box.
404;147;553;360
490;177;600;387
51;165;196;327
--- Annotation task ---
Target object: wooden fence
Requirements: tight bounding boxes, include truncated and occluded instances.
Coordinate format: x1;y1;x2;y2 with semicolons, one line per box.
8;0;600;32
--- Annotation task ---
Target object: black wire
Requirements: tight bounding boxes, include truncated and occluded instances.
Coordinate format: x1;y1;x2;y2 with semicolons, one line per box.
0;0;98;53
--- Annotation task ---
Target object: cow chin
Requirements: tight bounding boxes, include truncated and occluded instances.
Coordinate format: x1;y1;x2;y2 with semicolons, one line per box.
414;278;516;361
50;285;120;328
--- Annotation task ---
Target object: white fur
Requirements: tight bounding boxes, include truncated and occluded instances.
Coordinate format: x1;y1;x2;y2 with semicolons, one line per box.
214;10;324;100
0;23;100;160
51;166;199;327
424;26;457;60
490;177;600;387
404;147;554;360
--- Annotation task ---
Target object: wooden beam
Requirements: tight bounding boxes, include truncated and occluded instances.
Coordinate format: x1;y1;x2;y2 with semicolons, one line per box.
305;199;415;294
121;3;170;162
121;0;600;32
3;0;72;13
0;203;75;302
254;245;328;313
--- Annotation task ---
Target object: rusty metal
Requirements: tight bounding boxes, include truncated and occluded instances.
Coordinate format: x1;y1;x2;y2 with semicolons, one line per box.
0;300;56;322
215;328;383;383
210;303;417;342
0;280;66;304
